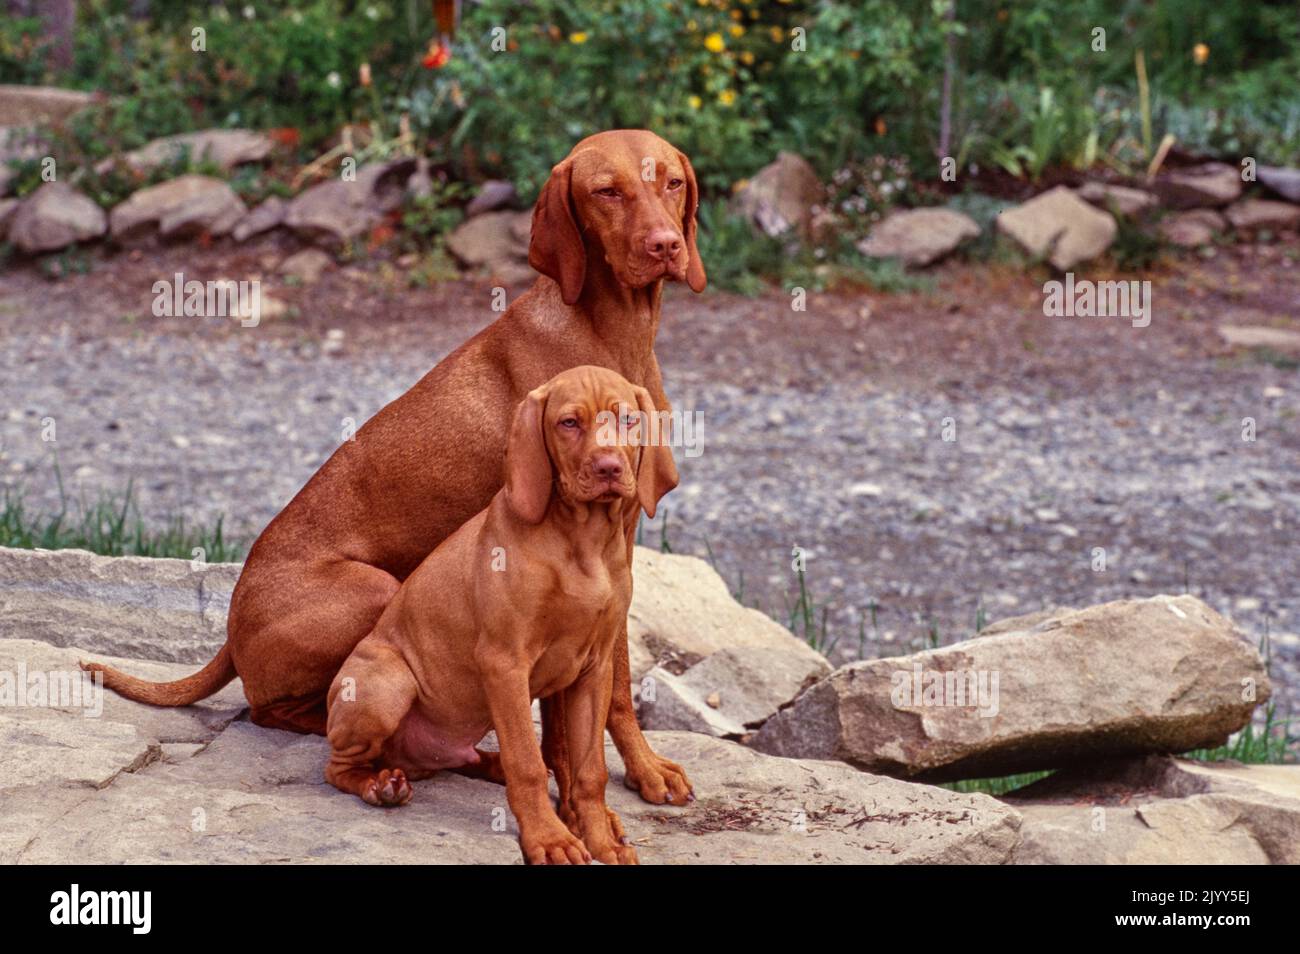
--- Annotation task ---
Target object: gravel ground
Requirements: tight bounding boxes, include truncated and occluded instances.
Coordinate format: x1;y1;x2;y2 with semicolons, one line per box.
1;236;1297;726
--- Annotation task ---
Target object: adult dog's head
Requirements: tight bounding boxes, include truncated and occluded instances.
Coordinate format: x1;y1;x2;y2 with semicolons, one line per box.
504;365;678;524
529;130;707;305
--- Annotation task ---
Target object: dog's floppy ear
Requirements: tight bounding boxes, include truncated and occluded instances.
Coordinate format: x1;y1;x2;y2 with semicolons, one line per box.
632;386;679;519
504;384;554;524
529;158;586;306
677;150;707;294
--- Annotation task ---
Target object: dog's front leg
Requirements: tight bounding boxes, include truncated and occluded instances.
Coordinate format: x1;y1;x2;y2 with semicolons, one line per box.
561;658;637;865
606;520;694;805
479;651;590;865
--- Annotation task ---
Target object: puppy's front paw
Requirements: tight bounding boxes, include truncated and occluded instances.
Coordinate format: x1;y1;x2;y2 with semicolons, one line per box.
624;753;693;806
360;768;413;807
520;822;592;866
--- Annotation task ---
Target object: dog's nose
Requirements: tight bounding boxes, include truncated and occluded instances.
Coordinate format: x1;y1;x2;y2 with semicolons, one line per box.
644;229;683;261
591;455;624;481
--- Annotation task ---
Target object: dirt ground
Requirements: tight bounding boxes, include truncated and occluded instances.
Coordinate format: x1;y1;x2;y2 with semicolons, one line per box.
1;233;1297;720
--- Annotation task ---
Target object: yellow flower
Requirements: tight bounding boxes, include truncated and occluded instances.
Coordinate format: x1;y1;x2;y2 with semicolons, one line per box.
1193;42;1209;65
719;89;736;106
688;95;702;110
730;8;742;19
769;26;784;42
687;19;697;30
740;50;754;64
729;24;745;37
569;31;588;44
704;32;725;52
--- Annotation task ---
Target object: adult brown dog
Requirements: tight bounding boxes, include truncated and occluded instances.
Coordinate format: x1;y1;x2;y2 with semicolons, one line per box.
83;129;704;805
326;366;667;865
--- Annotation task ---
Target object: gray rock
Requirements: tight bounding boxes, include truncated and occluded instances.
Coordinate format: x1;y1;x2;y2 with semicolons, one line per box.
0;85;95;126
1075;182;1158;217
1154;162;1243;209
1257;166;1300;203
0;546;237;664
1007;756;1300;864
626;548;827;681
1218;325;1300;353
279;247;334;284
857;207;980;267
112;129;273;176
109;174;246;243
284;158;417;249
1160;208;1226;247
231;196;285;242
0;637;1020;864
752;595;1270;781
445;209;530;268
995;186;1117;269
466;179;518;217
6;181;106;253
1224;198;1300;231
731;151;824;238
639;645;830;737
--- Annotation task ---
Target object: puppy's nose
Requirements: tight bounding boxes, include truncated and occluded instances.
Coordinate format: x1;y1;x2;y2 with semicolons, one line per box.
644;228;683;261
591;455;624;481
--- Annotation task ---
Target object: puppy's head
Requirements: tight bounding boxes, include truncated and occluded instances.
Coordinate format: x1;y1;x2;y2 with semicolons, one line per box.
528;129;707;305
504;365;678;524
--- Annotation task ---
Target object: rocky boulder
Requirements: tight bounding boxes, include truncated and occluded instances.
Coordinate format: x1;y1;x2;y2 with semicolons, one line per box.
731;151;824;238
466;179;518;217
109;174;247;242
0;637;1020;864
1075;182;1157;217
445;209;534;283
1257;166;1300;203
111;128;273;176
1160;208;1226;247
6;181;106;253
1218;325;1300;353
231;196;286;242
1224;198;1300;231
1154;162;1243;209
1007;756;1300;864
995;186;1117;269
857;207;980;267
0;85;95;126
752;595;1270;781
285;158;417;249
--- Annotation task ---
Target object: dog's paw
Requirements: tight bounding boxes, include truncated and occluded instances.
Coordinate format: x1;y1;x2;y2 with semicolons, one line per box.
360;768;413;807
586;809;638;865
520;823;592;866
624;753;694;806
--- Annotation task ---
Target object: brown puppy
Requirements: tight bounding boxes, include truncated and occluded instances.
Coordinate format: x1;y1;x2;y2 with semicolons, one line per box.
82;129;704;806
325;366;668;865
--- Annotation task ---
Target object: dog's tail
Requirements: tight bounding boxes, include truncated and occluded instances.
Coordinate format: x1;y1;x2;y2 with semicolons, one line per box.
80;643;237;707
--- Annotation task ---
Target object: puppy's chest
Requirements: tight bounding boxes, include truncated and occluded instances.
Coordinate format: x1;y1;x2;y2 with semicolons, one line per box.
529;564;628;686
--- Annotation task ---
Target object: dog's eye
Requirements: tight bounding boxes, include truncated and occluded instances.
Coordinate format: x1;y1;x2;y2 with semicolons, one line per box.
594;187;620;198
667;178;684;190
560;417;580;429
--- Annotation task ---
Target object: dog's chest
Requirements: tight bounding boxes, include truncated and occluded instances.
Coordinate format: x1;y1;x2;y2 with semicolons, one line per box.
529;566;627;691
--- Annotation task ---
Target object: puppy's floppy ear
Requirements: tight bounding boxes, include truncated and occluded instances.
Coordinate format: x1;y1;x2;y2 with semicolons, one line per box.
504;385;554;524
529;158;586;306
632;386;679;519
676;150;707;294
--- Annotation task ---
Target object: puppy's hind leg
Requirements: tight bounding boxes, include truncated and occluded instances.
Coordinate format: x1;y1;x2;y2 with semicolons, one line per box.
325;640;419;807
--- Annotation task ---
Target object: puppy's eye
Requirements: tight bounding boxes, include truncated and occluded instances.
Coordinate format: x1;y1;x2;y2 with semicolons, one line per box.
560;417;580;429
594;187;620;198
667;178;684;190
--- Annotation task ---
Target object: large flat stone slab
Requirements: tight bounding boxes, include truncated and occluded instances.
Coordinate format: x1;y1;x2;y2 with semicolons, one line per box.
0;638;1020;864
1007;757;1300;864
